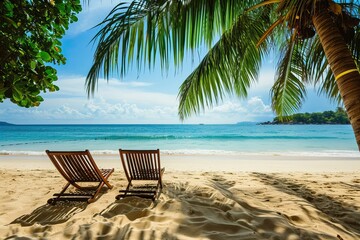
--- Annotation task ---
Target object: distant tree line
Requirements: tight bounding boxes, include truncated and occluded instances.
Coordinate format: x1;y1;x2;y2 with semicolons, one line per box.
262;107;350;125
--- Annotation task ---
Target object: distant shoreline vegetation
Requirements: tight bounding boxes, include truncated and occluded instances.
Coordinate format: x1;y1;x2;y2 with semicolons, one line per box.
261;108;350;125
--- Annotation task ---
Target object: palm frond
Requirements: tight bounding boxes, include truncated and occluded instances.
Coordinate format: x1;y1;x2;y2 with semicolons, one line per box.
304;37;342;103
256;17;284;47
350;25;360;63
246;0;281;12
275;0;315;28
318;69;342;103
178;13;270;120
86;1;149;95
271;33;307;119
86;0;254;96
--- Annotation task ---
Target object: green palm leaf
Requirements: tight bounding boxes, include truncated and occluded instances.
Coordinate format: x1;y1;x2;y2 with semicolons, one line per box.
305;37;342;103
271;33;307;119
350;25;360;64
86;0;255;96
87;0;359;118
178;12;271;120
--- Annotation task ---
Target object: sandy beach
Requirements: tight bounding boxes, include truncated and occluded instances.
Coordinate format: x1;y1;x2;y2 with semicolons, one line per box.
0;153;359;239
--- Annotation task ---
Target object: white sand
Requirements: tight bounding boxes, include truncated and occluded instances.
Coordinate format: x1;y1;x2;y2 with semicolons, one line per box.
0;153;359;239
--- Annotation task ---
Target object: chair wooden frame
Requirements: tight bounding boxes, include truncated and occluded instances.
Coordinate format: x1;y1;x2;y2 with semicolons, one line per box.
46;150;114;204
116;149;165;200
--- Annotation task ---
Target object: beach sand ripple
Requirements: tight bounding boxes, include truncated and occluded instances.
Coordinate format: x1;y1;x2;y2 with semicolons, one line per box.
0;169;360;239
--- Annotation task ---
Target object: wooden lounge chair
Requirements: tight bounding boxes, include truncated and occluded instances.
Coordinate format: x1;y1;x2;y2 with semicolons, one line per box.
46;150;114;205
116;149;165;200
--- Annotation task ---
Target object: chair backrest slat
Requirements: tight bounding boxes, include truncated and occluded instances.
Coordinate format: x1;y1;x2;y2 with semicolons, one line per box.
144;153;151;179
46;150;103;182
120;149;161;181
127;153;136;179
62;155;80;180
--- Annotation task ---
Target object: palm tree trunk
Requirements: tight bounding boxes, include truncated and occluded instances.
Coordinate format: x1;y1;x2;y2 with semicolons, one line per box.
312;8;360;151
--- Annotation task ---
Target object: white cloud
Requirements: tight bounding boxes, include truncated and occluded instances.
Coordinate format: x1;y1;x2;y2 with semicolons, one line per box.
0;75;179;123
53;106;90;119
247;97;272;113
0;75;276;124
209;97;271;115
211;102;247;113
53;75;159;102
184;97;274;124
82;97;178;122
118;81;153;87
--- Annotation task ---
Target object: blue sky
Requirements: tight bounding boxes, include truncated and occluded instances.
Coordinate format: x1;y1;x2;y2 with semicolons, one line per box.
0;1;338;124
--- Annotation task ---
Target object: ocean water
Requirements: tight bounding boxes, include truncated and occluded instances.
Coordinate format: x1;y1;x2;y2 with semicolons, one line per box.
0;123;359;157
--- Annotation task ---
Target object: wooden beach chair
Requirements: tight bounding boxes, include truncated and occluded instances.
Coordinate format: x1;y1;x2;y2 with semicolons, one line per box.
46;150;114;205
116;149;165;200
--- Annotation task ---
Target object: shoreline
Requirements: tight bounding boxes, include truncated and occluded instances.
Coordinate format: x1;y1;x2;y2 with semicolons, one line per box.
1;148;359;157
0;153;359;172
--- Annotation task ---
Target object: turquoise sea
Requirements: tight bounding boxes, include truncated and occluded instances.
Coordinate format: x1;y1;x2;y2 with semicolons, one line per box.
0;123;359;157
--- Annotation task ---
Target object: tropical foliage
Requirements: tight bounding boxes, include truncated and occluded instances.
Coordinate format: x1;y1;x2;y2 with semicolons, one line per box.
0;0;81;107
264;107;350;124
87;0;360;148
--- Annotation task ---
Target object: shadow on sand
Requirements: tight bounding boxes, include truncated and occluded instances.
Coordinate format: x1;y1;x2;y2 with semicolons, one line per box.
10;201;87;226
252;172;360;238
160;176;326;240
99;196;155;220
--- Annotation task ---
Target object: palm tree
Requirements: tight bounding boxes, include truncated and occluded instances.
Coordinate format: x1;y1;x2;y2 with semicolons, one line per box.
86;0;360;149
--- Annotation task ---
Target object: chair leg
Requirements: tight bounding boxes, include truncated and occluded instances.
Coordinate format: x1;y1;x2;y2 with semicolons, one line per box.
124;181;132;195
87;182;105;203
103;176;113;189
48;182;71;205
115;181;132;200
101;169;114;189
71;182;86;190
88;172;114;202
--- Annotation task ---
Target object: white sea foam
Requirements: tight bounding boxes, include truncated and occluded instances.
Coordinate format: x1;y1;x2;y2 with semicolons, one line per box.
161;149;360;158
91;150;118;155
1;149;359;158
0;150;46;156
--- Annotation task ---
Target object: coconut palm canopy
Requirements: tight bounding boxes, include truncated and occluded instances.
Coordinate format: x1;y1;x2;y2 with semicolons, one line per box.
86;0;360;149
